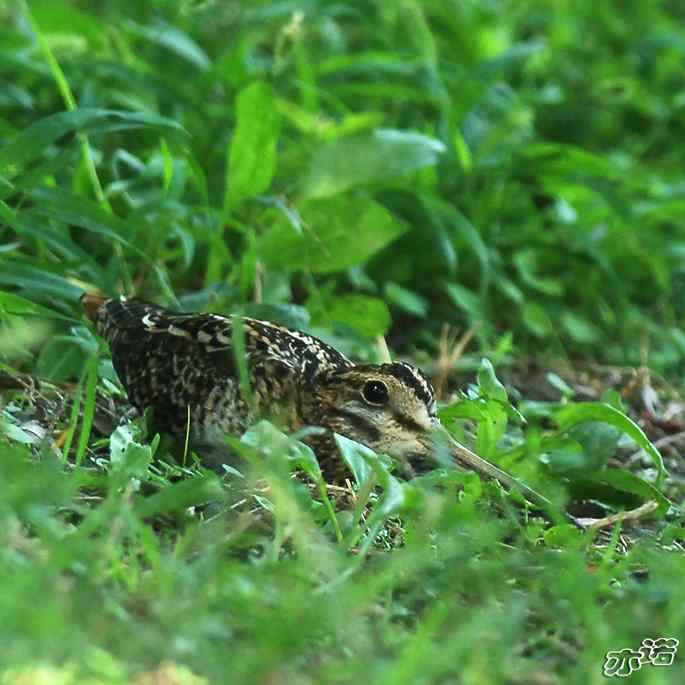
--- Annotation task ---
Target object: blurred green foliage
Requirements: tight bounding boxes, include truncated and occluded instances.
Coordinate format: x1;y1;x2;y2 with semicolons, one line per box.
2;0;685;372
2;1;685;682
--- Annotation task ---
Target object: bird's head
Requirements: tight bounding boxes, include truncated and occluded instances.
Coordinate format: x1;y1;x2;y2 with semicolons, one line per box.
306;361;558;515
310;361;440;464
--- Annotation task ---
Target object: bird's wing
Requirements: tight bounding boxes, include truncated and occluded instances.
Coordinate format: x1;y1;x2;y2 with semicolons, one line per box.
86;296;301;435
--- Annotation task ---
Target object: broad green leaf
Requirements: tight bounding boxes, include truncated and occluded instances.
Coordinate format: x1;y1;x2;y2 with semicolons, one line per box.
226;82;281;210
561;310;601;345
1;419;37;445
495;278;524;305
567;422;621;469
660;525;685;545
303;128;446;198
30;0;106;48
366;465;406;521
287;440;343;543
439;399;490;424
109;424;154;479
445;283;484;323
355;448;407;554
513;250;564;296
328;295;391;338
521;301;553;338
0;290;71;320
287;441;322;479
243;303;310;332
334;434;375;489
25;187;144;257
0;108;185;179
258;195;407;273
0;259;84;302
134;474;223;518
0;201;102;274
540;437;602;473
239;420;310;466
124;20;211;69
554;402;666;482
35;338;86;382
476;402;508;459
575;469;670;516
425;198;491;280
384;282;427;317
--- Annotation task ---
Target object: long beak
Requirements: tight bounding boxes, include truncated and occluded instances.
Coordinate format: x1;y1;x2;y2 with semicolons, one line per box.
426;422;583;529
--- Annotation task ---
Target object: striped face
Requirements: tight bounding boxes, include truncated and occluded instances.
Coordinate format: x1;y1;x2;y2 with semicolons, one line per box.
316;362;439;460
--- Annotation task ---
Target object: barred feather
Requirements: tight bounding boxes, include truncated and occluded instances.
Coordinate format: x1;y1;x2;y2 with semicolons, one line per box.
83;295;353;442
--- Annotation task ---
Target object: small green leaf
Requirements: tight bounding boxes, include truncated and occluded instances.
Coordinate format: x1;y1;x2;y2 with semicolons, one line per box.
546;372;574;398
441;398;508;460
328;294;391;338
513;250;564;296
543;524;584;547
384;282;427;317
575;469;670;516
445;283;484;323
521;301;553;338
477;359;508;402
226;82;281;210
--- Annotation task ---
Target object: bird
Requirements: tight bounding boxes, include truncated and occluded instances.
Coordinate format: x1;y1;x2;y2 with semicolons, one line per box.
82;294;570;520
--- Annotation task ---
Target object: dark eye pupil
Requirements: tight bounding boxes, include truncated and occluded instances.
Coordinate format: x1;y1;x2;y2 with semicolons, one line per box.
363;380;389;405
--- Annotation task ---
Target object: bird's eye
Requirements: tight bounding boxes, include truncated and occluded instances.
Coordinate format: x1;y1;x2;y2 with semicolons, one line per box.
362;380;389;405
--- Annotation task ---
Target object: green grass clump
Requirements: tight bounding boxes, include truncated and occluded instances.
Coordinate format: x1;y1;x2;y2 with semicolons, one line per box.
1;1;685;683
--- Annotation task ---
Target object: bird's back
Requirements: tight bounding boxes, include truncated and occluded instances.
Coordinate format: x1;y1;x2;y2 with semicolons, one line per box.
83;295;352;442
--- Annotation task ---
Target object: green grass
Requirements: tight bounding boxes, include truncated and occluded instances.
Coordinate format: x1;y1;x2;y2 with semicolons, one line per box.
1;1;685;683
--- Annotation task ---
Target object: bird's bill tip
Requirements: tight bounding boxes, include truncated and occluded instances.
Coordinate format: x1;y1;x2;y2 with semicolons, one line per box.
420;423;556;512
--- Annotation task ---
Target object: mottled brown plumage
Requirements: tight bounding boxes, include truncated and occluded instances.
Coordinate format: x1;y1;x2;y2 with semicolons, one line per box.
83;294;578;524
83;295;438;477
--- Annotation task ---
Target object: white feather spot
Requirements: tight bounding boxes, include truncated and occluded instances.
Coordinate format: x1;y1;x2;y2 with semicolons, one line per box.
168;325;192;339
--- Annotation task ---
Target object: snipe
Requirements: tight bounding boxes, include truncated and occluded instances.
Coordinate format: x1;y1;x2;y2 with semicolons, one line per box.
83;294;562;515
